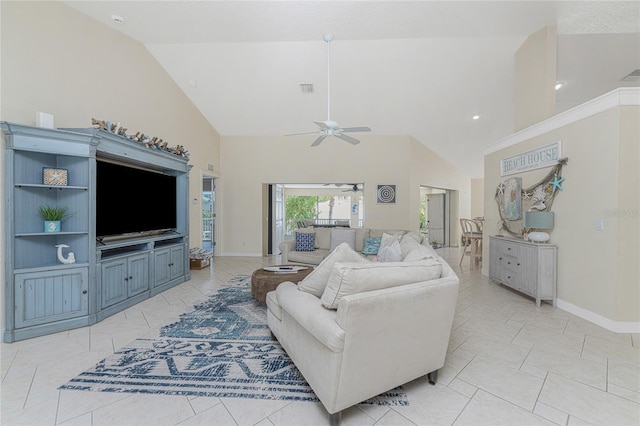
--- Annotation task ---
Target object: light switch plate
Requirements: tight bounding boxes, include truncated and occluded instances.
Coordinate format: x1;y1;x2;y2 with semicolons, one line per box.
595;218;604;231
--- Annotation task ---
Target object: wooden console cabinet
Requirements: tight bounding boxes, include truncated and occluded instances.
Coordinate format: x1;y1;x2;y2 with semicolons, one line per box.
489;236;557;307
2;123;191;342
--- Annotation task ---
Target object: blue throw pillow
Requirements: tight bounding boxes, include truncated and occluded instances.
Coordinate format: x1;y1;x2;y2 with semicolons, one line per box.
361;237;382;255
295;232;315;252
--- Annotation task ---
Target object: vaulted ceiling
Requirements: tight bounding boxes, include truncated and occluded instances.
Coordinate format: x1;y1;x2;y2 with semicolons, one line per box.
64;1;640;178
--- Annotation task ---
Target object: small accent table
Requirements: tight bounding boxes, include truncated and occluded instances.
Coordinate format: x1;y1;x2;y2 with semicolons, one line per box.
251;265;313;302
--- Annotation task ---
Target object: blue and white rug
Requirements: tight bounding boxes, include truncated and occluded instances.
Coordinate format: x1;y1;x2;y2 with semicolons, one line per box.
60;276;409;405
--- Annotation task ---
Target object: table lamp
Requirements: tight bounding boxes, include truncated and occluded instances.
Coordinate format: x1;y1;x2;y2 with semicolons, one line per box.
524;211;554;243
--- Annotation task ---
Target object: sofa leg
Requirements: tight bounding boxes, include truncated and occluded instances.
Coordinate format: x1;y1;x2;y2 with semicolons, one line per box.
427;370;438;385
329;411;342;426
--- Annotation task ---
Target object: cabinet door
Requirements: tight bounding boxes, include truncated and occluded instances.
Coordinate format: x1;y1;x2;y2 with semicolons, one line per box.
169;246;185;279
15;267;89;328
489;238;501;281
517;244;538;296
101;258;128;308
127;253;149;297
154;249;171;287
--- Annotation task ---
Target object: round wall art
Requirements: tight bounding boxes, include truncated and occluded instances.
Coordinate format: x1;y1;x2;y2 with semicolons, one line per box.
377;185;396;204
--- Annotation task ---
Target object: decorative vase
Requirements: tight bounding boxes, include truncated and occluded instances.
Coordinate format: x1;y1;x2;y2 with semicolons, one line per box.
44;221;60;233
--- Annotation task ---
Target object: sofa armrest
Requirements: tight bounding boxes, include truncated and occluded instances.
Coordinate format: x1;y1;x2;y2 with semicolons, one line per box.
332;276;459;409
275;282;345;352
279;240;296;263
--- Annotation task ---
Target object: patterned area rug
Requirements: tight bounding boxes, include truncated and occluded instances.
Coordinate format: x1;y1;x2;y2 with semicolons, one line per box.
60;276;409;405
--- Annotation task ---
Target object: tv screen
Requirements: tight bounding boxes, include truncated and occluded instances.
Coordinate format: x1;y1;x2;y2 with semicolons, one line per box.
96;160;177;238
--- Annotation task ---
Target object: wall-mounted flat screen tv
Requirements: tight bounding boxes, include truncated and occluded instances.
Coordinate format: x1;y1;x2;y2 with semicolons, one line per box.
96;159;177;239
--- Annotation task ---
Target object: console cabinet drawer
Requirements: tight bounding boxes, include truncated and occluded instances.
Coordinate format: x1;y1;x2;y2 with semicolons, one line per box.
489;236;557;307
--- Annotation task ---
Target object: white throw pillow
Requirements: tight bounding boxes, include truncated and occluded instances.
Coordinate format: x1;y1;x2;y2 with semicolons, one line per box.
379;232;401;249
378;239;402;262
330;228;356;251
298;243;368;297
320;259;443;309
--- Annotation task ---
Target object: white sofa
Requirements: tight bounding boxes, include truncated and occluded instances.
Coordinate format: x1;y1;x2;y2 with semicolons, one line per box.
266;240;460;425
280;227;425;265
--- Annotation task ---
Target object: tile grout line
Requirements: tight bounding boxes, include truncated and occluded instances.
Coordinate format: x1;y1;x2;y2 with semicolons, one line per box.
22;364;38;409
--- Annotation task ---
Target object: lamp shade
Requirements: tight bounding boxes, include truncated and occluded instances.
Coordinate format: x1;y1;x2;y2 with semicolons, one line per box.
524;211;554;243
524;211;554;230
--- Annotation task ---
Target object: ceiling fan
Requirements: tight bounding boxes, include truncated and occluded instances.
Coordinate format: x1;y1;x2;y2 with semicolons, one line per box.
324;183;362;192
342;184;362;193
287;34;371;146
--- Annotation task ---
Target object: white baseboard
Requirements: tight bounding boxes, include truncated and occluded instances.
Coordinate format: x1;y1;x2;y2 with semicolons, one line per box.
219;252;263;257
556;299;640;333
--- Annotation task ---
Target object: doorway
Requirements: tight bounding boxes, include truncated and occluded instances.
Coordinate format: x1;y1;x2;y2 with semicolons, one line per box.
202;176;216;253
420;186;450;248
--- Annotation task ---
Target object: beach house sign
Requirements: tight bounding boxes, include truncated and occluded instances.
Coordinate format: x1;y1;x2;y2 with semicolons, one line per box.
500;141;562;176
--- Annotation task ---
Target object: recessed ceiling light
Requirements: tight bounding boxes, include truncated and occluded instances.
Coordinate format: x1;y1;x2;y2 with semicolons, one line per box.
110;14;125;24
188;80;197;88
555;81;565;90
472;114;482;120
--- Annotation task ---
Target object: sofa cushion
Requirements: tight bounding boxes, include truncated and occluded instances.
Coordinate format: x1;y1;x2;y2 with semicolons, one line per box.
320;259;443;309
354;228;370;252
314;228;332;250
370;229;405;238
288;249;330;265
295;231;316;251
298;243;368;297
330;228;356;251
361;237;381;255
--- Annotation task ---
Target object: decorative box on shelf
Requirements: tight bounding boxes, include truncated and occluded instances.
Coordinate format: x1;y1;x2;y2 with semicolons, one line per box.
43;167;68;186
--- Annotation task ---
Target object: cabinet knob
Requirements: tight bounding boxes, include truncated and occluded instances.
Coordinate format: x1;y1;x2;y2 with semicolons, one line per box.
129;276;133;280
124;277;128;281
507;275;511;279
507;261;511;265
507;248;511;251
82;290;88;294
517;263;520;266
499;257;502;260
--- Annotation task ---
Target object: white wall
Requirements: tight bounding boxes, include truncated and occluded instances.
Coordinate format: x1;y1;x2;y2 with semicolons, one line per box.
470;179;485;218
0;1;220;246
0;1;220;330
484;94;639;329
514;25;557;131
219;134;470;255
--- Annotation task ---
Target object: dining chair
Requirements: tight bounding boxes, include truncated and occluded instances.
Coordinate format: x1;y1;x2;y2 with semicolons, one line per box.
460;218;482;268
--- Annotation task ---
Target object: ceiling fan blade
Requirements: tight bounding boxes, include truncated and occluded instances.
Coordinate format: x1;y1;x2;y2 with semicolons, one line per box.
336;133;360;145
340;126;371;133
311;135;327;147
313;121;329;130
285;131;321;136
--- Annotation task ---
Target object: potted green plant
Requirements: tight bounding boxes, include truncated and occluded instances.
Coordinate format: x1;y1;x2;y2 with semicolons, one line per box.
39;205;70;233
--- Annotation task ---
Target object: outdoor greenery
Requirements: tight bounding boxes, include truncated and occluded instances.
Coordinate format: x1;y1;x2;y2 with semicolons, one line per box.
285;195;332;234
420;196;427;230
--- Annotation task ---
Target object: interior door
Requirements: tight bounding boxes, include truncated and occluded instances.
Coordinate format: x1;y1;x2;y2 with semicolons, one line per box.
202;177;215;253
427;193;445;247
272;184;284;255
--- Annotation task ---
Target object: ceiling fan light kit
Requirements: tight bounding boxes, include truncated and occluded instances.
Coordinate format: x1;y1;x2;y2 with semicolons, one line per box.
286;34;371;146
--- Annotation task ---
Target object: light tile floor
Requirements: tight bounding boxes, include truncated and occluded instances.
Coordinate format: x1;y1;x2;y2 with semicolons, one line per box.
1;248;639;425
